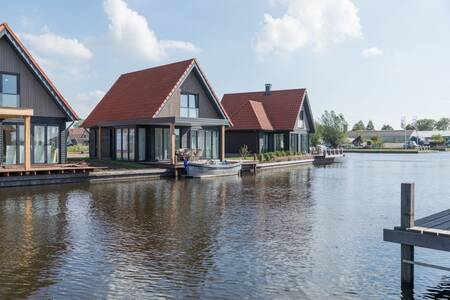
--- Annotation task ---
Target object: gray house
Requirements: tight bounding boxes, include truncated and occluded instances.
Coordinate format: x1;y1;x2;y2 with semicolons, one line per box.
0;23;79;169
83;59;231;164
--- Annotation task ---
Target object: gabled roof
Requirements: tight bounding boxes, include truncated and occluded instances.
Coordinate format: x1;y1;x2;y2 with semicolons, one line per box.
0;22;79;121
83;58;230;127
221;88;313;131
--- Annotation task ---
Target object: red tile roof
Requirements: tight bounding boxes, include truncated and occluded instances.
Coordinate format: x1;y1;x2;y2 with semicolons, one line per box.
83;59;231;127
84;59;195;127
0;22;79;120
221;89;306;131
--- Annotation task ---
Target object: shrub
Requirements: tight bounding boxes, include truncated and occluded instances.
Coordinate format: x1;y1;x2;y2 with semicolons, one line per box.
239;145;251;160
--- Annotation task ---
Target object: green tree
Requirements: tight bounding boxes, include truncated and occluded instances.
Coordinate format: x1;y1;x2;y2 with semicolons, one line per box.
366;120;375;130
370;136;384;148
405;124;416;130
311;122;323;146
435;118;450;130
318;110;348;147
352;120;365;131
381;124;394;130
415;119;436;131
431;134;444;144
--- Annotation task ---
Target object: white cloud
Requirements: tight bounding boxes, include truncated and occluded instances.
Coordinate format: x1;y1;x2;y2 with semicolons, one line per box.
103;0;200;61
74;90;106;117
21;29;93;60
255;0;362;56
361;47;383;59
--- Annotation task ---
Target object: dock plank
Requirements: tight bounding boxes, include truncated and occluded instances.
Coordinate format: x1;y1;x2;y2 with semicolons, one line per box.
415;209;450;226
416;213;450;229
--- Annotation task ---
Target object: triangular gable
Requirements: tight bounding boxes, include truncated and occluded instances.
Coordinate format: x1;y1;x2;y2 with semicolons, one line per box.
155;59;231;124
0;23;79;121
299;92;315;133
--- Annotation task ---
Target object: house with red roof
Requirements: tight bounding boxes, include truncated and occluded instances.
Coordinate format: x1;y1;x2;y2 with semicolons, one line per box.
221;85;315;155
0;23;79;169
83;59;231;164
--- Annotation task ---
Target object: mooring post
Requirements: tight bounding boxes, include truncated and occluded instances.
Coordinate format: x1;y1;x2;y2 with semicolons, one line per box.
400;183;415;287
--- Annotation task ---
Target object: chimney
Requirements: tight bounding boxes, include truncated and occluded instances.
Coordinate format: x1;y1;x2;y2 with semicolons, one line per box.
265;83;272;96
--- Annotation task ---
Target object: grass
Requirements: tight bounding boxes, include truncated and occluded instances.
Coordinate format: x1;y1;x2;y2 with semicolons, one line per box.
68;145;89;153
226;156;256;161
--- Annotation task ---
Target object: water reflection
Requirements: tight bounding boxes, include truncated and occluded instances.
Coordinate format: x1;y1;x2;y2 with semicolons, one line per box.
2;155;449;298
0;191;69;298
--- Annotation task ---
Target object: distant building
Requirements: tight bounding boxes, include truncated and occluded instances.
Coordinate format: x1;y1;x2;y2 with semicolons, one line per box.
347;130;415;148
67;128;89;146
414;131;450;145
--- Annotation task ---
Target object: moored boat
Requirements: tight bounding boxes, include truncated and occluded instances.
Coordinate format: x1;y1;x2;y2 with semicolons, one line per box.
185;161;242;178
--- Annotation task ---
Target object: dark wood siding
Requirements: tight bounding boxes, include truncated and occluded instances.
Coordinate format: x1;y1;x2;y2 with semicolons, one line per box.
101;127;112;159
0;38;66;118
89;128;97;158
225;131;258;155
60;124;67;163
0;128;3;163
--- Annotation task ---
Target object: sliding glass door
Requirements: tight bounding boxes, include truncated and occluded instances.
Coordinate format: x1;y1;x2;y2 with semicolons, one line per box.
2;124;24;164
154;127;169;161
33;125;46;163
47;126;59;163
202;129;219;159
32;125;60;164
138;128;146;161
115;127;136;160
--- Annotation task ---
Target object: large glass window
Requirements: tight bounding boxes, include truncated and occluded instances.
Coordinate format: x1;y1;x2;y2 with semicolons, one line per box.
33;126;46;163
138;128;146;161
175;128;181;150
1;73;19;107
259;132;269;153
122;128;129;160
290;133;299;153
274;133;285;151
3;125;17;164
191;130;198;149
116;128;122;159
129;128;135;161
154;127;169;161
47;126;59;163
180;94;199;118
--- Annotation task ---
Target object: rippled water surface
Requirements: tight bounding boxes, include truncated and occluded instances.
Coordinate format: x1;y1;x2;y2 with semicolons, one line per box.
1;153;450;299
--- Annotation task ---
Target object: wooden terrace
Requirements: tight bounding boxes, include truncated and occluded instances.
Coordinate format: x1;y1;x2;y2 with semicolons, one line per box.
0;164;99;177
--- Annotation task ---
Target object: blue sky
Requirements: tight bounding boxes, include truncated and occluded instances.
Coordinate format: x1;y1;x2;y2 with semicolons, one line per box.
1;0;450;128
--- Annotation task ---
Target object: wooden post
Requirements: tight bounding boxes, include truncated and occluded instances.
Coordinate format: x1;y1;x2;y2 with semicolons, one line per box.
220;125;225;161
97;127;102;159
400;183;415;287
24;116;31;171
169;123;176;165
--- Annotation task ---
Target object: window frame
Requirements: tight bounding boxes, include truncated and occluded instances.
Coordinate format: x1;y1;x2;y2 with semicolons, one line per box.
180;93;199;118
0;72;20;107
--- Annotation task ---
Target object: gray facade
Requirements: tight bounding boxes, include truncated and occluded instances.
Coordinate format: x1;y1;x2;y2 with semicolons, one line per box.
0;25;78;166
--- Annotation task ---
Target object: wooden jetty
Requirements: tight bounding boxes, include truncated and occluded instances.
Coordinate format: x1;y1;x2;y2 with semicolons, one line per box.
384;183;450;288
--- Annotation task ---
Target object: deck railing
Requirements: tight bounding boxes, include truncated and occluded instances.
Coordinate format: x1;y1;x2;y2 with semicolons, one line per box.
310;147;344;157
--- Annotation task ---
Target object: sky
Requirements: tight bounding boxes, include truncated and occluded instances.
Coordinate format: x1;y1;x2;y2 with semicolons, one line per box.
1;0;450;129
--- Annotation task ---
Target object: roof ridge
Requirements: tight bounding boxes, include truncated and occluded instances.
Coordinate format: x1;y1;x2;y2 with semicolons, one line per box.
122;58;195;77
223;88;306;96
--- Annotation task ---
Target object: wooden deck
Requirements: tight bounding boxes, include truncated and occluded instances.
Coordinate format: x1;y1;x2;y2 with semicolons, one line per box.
383;183;450;289
0;164;99;177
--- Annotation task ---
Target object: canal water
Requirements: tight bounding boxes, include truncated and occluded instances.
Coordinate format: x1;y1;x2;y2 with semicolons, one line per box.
1;153;450;299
